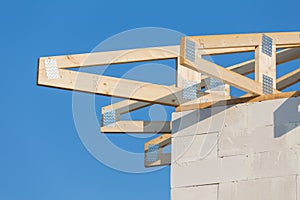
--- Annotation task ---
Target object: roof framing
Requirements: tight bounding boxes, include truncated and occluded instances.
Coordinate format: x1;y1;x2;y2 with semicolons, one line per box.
37;31;300;168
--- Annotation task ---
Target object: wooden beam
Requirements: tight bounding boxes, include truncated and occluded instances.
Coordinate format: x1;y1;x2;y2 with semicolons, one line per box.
144;134;171;167
101;121;171;133
276;47;300;64
199;45;300;56
255;37;277;92
144;134;172;151
228;47;300;73
176;91;300;112
38;45;269;69
39;46;179;69
38;68;207;106
144;154;171;167
200;46;255;55
187;32;300;50
101;84;176;116
102;100;151;115
277;68;300;90
177;59;202;88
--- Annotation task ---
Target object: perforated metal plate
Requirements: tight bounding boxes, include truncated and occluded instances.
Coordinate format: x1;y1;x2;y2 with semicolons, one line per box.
208;78;225;91
185;39;196;62
262;34;273;57
103;110;116;127
44;58;59;80
147;144;159;163
182;80;198;100
263;74;273;94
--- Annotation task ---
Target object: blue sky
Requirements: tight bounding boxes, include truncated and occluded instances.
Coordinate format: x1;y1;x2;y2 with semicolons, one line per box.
0;0;300;199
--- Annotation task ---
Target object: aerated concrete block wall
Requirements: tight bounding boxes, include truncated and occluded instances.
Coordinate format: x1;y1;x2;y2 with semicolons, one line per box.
171;96;300;200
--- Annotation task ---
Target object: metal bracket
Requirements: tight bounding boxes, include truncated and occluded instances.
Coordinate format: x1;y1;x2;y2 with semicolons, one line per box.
263;74;273;94
207;78;225;91
262;34;273;57
103;110;116;127
146;144;159;163
185;39;196;62
44;58;59;80
182;80;198;100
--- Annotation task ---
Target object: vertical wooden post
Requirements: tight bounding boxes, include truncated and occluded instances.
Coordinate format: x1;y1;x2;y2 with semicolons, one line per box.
176;58;202;88
255;35;277;94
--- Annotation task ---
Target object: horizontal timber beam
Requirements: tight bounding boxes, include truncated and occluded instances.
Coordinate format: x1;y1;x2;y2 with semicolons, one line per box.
176;91;300;112
186;32;300;50
101;121;171;133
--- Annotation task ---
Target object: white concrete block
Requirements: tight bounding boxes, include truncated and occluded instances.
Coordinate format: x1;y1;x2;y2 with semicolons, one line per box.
219;176;297;200
172;133;218;164
171;184;218;200
172;148;300;188
247;100;277;128
223;104;248;131
246;149;300;180
171;155;248;188
219;123;300;157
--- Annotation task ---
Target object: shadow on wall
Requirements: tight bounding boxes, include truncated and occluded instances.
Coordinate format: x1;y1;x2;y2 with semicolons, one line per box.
274;97;300;138
172;105;230;134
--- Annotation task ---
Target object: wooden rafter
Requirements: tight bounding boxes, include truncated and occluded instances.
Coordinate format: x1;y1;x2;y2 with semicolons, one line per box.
277;68;300;90
38;46;179;69
38;68;207;106
181;55;267;95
